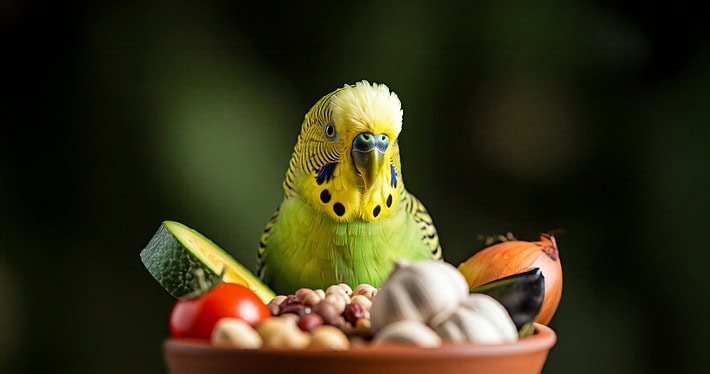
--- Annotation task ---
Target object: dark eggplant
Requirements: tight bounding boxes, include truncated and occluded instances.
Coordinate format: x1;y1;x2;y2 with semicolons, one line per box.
469;267;544;335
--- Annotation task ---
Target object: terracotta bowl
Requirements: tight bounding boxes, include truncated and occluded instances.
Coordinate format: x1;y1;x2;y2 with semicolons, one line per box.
164;323;556;374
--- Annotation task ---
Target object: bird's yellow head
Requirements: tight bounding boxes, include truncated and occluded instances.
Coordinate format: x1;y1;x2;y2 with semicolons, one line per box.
286;80;406;223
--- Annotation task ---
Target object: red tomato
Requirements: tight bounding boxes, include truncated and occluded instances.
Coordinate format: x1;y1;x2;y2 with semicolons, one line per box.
169;282;271;340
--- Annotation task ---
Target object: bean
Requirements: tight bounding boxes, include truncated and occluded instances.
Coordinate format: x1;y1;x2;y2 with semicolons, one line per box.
313;301;343;327
343;303;366;325
278;295;305;315
267;295;287;316
297;312;324;332
296;288;323;306
280;303;306;315
216;283;380;350
350;294;373;311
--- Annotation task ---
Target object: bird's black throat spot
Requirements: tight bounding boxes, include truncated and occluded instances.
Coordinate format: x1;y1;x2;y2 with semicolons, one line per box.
333;202;345;217
386;194;392;208
373;205;381;218
320;189;331;204
316;163;338;185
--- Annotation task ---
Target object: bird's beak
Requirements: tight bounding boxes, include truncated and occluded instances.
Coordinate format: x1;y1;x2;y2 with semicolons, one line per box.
352;132;389;190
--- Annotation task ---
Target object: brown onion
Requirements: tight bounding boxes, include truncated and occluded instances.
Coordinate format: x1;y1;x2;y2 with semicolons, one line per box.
457;233;562;325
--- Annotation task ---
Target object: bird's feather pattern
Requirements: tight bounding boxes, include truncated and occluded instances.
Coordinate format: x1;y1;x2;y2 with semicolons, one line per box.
257;81;441;294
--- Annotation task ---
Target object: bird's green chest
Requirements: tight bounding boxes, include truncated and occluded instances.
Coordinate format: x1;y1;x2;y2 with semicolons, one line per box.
261;196;431;294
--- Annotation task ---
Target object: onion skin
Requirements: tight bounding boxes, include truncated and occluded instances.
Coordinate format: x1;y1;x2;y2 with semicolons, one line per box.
458;233;562;325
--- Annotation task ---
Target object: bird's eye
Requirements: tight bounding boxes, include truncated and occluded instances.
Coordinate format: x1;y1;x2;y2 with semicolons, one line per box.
324;123;336;140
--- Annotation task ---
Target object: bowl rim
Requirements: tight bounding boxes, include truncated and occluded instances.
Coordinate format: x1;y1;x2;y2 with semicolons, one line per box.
164;322;556;359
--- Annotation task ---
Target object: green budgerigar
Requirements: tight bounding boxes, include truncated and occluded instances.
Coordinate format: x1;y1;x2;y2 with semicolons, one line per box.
257;80;442;295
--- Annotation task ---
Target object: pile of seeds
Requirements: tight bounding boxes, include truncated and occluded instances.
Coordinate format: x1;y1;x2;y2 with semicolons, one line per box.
267;283;378;341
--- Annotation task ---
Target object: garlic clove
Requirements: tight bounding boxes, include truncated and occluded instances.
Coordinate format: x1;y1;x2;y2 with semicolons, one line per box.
433;308;502;344
432;294;518;344
370;259;469;332
460;294;518;342
372;320;442;347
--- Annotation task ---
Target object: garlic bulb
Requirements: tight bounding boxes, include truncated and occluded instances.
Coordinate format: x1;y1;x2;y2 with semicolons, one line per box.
432;293;518;344
372;320;442;347
370;259;469;332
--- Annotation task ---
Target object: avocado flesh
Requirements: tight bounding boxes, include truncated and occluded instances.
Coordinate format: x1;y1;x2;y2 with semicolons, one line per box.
140;220;275;302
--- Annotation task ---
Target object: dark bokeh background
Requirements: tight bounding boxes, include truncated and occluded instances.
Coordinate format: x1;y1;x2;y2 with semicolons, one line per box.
2;1;709;373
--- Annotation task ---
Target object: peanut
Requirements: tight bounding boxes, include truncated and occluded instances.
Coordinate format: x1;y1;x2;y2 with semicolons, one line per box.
295;288;323;306
322;293;348;314
256;317;310;349
308;325;350;350
353;284;377;300
350;294;373;311
211;318;263;349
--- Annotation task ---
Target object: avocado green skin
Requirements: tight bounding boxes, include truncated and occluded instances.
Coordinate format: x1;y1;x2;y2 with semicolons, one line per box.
141;221;275;301
140;222;223;298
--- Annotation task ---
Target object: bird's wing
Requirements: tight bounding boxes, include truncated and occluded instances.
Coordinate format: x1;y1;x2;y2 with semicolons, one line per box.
256;205;281;278
401;189;442;260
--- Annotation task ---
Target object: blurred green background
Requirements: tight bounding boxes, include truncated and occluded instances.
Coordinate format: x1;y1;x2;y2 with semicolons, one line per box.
2;1;709;373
